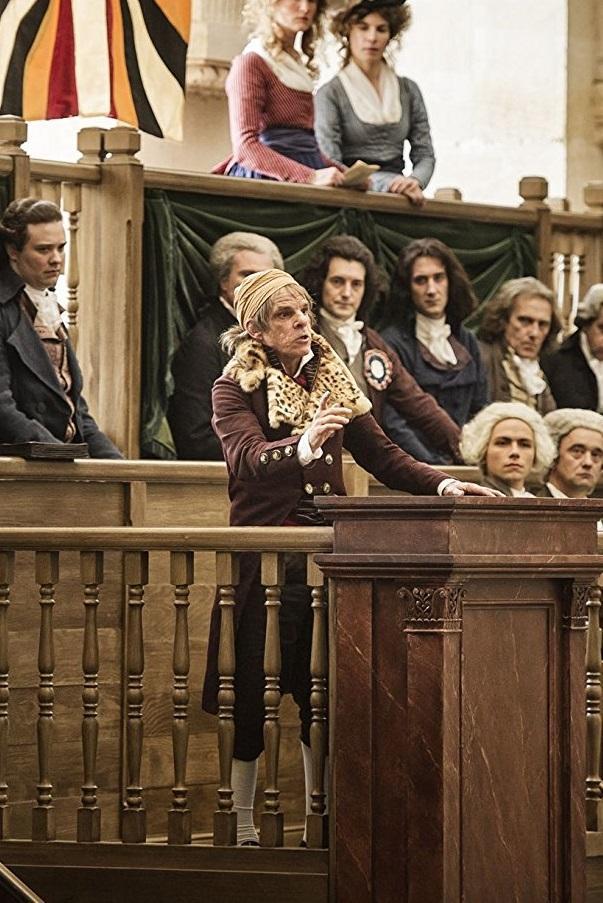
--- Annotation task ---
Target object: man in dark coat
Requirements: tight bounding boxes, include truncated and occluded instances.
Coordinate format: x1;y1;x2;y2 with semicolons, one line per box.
541;284;603;411
379;238;489;462
167;231;283;459
203;268;498;844
298;235;462;462
0;197;121;457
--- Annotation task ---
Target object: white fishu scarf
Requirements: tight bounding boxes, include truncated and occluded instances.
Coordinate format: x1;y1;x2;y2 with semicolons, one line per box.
244;37;314;93
338;60;401;125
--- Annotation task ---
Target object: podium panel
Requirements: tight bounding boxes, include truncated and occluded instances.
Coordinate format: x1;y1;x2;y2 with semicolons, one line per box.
317;497;603;903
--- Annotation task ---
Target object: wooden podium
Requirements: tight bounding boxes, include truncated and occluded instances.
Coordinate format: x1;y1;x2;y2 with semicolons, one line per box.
316;497;603;903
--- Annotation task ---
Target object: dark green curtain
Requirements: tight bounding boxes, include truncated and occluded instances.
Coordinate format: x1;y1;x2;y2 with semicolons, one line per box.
142;188;536;458
0;177;8;213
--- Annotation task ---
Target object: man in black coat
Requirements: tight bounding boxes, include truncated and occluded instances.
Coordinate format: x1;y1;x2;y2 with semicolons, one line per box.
0;197;121;457
542;284;603;411
167;232;283;459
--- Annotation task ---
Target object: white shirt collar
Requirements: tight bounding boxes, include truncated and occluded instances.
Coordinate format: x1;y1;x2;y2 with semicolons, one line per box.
546;481;568;498
293;348;314;378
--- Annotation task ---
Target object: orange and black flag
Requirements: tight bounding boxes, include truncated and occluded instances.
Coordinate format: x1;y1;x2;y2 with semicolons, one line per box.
0;0;191;141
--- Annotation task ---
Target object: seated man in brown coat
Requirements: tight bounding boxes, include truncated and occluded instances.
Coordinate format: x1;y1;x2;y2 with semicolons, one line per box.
477;277;559;415
298;235;461;462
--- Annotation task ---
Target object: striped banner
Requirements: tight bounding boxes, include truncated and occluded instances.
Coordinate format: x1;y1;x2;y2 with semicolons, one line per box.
0;0;191;140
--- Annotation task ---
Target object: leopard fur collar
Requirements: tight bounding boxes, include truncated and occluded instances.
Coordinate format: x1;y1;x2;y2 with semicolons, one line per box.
224;331;372;434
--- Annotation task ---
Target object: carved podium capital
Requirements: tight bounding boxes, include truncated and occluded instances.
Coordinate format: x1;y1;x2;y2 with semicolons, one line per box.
398;583;465;629
562;580;591;629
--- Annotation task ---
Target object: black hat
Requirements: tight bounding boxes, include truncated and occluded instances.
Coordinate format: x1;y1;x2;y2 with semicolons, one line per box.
340;0;407;21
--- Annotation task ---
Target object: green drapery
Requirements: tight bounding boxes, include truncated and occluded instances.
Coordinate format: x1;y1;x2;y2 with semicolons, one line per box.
142;188;536;458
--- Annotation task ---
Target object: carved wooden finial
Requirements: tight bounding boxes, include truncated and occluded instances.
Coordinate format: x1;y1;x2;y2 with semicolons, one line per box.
104;127;141;164
584;181;603;211
77;128;106;164
0;115;27;155
434;187;463;202
519;176;549;208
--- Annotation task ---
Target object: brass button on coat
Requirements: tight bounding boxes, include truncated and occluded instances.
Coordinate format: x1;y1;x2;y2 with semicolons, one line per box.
304;483;314;495
284;445;294;457
259;452;269;464
324;453;333;465
322;482;331;494
272;449;282;461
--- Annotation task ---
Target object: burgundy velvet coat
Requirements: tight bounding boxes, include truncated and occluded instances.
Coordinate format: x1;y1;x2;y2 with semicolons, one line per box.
202;353;449;713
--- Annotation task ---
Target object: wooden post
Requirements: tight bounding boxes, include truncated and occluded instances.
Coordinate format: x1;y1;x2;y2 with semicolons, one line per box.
77;551;103;843
92;127;144;458
168;551;193;845
0;552;13;840
122;550;148;843
33;551;58;842
433;187;463;202
260;552;284;848
306;555;328;849
519;177;553;288
62;182;82;350
213;552;239;846
0;116;29;199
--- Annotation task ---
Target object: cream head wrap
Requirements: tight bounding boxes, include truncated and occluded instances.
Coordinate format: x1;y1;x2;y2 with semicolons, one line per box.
233;269;302;328
544;408;603;448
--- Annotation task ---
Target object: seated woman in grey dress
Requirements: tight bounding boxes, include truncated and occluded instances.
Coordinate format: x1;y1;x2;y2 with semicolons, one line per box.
314;0;434;206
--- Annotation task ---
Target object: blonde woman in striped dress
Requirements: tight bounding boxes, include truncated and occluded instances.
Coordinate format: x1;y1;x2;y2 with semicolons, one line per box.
213;0;344;186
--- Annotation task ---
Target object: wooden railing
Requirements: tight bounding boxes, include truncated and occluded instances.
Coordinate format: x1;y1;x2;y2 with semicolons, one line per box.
0;526;331;850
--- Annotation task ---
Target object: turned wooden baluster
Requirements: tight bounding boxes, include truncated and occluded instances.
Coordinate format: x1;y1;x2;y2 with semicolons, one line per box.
77;551;103;842
122;551;148;843
260;552;284;848
0;552;14;839
306;556;328;848
586;584;603;830
62;182;81;349
33;551;58;841
213;551;239;846
168;551;193;845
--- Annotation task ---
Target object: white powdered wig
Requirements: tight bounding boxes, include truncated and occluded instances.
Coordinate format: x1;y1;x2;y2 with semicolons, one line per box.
576;284;603;325
460;402;556;478
544;408;603;449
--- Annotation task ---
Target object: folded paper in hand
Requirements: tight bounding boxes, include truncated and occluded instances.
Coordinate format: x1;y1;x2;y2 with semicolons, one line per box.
341;160;380;187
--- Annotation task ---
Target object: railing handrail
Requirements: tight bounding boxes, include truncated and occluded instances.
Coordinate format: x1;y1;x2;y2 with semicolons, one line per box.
0;861;44;903
0;525;333;551
0;457;230;483
29;158;100;184
143;169;543;226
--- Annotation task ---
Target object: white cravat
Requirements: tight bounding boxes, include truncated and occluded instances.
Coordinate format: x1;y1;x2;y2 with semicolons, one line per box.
25;285;62;331
510;486;535;498
320;309;364;365
580;331;603;413
511;352;547;397
415;313;457;366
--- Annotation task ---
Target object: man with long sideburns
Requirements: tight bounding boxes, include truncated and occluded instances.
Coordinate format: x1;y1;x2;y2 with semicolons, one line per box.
477;277;559;414
202;268;498;845
299;235;462;462
168;231;283;459
0;197;121;456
